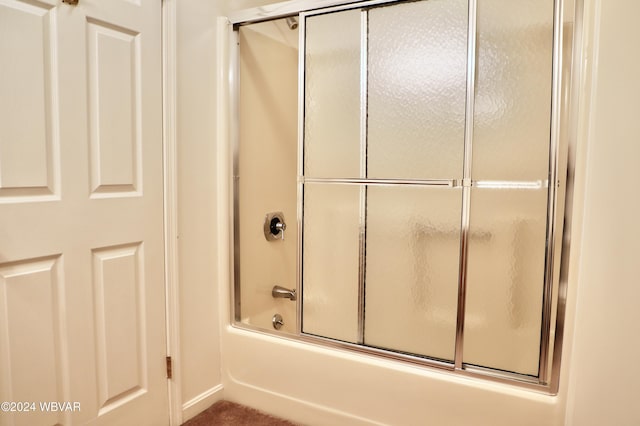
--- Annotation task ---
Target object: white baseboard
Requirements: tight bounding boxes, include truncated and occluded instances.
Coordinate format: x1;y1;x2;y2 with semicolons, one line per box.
181;384;224;422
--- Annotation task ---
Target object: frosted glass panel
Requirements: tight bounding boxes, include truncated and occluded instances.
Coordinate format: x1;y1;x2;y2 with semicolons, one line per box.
303;184;360;342
473;0;554;181
304;10;361;178
367;0;467;180
464;188;548;375
365;186;462;361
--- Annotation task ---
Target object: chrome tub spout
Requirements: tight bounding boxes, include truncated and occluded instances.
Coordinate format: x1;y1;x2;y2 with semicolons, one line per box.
272;285;296;301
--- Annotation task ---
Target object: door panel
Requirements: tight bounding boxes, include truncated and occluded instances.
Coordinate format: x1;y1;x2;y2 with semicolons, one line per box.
0;0;166;425
87;17;141;196
0;256;67;426
0;0;59;202
92;243;147;416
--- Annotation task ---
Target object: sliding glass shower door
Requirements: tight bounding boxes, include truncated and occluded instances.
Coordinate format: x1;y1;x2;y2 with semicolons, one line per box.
300;0;555;376
232;0;572;388
302;0;468;362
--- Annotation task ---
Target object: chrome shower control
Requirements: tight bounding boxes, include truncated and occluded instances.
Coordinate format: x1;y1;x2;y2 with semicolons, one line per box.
272;314;284;330
273;220;286;234
264;212;286;241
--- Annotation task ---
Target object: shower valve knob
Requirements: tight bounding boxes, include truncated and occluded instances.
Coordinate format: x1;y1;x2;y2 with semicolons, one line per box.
271;219;286;235
264;212;286;241
272;314;284;330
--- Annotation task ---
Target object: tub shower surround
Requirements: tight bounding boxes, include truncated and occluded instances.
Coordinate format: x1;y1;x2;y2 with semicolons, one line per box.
231;0;575;393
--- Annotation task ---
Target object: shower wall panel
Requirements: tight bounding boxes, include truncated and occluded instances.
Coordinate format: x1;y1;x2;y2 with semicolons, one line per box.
238;20;299;332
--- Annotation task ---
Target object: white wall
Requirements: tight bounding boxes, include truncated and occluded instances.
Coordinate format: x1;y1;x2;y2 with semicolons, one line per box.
175;1;294;422
176;0;226;420
563;1;640;425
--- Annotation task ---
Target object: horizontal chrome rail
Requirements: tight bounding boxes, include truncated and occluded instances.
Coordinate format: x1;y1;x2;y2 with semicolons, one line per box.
302;178;549;189
302;177;455;187
230;0;410;25
473;180;548;189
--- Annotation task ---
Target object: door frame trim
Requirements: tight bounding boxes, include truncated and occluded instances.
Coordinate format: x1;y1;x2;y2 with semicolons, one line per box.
162;0;183;424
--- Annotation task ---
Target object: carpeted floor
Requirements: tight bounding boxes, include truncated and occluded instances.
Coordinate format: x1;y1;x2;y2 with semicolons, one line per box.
181;400;300;426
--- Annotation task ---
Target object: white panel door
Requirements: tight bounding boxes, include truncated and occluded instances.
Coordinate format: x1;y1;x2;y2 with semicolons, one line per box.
0;0;167;425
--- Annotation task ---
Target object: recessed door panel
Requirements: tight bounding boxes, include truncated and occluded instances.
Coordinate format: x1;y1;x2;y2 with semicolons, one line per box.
92;243;147;414
0;256;67;426
87;19;142;197
0;1;59;201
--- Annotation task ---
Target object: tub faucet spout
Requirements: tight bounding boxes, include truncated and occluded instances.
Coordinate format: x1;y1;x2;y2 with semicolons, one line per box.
272;285;296;301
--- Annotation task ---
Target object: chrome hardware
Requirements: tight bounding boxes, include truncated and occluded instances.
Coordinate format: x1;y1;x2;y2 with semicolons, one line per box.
263;212;286;241
272;314;284;330
62;0;79;4
286;16;298;30
272;285;296;301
